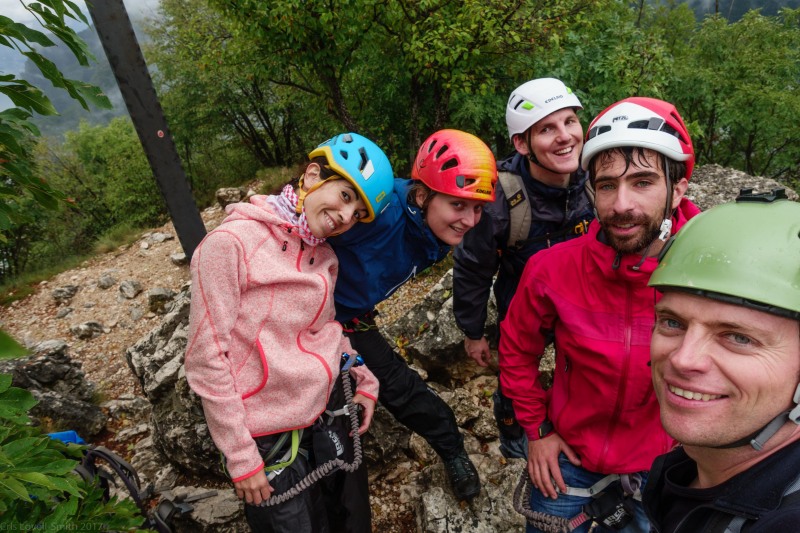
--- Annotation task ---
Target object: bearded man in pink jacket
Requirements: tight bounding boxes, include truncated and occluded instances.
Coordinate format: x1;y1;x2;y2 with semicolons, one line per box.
500;98;701;533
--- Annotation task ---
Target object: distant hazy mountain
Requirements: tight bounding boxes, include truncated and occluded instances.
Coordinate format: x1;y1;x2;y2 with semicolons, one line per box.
3;2;157;139
688;0;800;20
25;25;128;139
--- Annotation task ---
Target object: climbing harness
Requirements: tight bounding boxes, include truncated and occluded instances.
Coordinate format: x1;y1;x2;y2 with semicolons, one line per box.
257;352;365;507
261;429;307;481
341;310;381;333
513;467;642;533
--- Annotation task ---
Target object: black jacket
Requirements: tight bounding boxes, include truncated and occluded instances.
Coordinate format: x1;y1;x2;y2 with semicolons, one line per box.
644;443;800;532
452;151;593;339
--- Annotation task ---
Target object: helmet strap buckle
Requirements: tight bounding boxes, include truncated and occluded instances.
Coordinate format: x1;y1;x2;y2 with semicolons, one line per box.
658;219;673;241
790;384;800;424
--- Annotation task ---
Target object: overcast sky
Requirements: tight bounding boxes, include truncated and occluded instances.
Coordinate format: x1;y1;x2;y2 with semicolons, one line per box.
1;0;161;28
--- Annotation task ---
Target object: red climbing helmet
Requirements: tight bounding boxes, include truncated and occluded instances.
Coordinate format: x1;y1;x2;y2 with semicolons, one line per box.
581;97;695;181
411;129;497;202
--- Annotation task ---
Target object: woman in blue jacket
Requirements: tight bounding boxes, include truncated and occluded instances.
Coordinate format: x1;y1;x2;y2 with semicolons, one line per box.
329;129;498;501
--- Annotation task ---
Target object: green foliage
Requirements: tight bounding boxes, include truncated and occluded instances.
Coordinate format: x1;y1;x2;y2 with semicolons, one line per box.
24;24;125;139
667;8;800;180
0;373;146;528
0;331;27;361
0;118;165;281
63;118;166;229
93;222;144;255
0;1;112;237
202;0;595;172
146;0;306;170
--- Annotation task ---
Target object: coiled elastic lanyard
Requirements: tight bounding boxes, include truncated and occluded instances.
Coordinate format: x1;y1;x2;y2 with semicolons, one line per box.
258;353;364;507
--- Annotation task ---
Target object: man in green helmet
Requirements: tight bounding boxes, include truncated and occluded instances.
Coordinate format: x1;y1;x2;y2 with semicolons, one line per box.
644;189;800;532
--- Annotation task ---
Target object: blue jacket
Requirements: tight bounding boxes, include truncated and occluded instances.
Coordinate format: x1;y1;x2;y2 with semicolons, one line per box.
329;178;450;323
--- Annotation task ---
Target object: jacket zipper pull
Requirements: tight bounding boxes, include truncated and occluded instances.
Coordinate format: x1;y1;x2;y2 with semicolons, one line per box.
282;241;287;251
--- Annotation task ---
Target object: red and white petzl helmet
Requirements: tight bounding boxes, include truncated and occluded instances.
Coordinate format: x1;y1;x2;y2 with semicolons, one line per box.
581;97;694;181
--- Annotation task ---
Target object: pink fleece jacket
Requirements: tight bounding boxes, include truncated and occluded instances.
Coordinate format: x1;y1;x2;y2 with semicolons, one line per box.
184;195;379;482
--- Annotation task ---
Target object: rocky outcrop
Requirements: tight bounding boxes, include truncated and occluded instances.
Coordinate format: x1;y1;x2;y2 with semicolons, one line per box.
124;285;221;477
146;288;177;314
0;340;106;437
687;164;798;210
216;187;254;208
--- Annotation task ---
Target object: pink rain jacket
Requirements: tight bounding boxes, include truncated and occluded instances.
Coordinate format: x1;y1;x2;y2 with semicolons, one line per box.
499;198;700;474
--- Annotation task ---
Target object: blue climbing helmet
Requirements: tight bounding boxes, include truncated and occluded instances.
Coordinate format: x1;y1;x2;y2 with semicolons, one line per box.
307;133;394;223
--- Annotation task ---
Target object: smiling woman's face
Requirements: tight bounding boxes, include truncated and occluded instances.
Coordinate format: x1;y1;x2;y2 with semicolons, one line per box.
302;165;368;238
418;190;484;246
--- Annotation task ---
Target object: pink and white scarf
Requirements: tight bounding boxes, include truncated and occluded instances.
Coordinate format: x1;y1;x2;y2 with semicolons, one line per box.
265;184;325;247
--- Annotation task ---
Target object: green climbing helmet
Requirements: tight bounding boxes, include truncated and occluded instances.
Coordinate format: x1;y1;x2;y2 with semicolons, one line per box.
649;189;800;321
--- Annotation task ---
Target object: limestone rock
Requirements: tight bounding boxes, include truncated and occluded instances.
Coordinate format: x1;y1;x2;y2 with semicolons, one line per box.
147;288;177;314
52;285;79;304
56;307;74;319
164;486;248;533
171;252;188;266
0;340;105;437
70;321;105;339
120;280;143;299
216;187;250;208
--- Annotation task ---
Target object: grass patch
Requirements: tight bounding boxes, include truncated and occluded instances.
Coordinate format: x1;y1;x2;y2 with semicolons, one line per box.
0;223;145;307
0;255;89;307
93;223;145;255
256;166;295;196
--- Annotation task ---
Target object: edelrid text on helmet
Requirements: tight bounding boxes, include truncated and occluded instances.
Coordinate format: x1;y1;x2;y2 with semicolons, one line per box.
581;97;695;181
649;190;800;321
308;133;394;222
505;78;583;140
411;129;497;202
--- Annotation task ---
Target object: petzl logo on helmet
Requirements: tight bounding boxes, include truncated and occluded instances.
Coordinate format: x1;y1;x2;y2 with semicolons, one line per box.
612;115;628;123
544;95;564;104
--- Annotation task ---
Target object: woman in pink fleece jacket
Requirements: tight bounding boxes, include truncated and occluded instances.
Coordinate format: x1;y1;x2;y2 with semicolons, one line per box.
185;133;394;533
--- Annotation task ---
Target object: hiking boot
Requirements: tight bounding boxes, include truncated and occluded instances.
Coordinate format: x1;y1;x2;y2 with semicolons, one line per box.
443;450;481;501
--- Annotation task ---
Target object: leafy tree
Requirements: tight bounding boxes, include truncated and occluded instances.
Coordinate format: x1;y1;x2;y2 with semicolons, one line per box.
0;372;146;529
61;117;167;230
18;24;123;139
669;8;800;181
0;1;111;234
204;0;600;172
147;0;303;168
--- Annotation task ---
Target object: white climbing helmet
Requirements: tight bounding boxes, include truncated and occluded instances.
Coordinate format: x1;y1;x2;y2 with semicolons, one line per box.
505;78;583;140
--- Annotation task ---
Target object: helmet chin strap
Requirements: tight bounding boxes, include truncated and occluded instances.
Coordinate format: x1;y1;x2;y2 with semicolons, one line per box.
658;157;673;242
632;157;673;271
714;383;800;451
524;132;565;177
